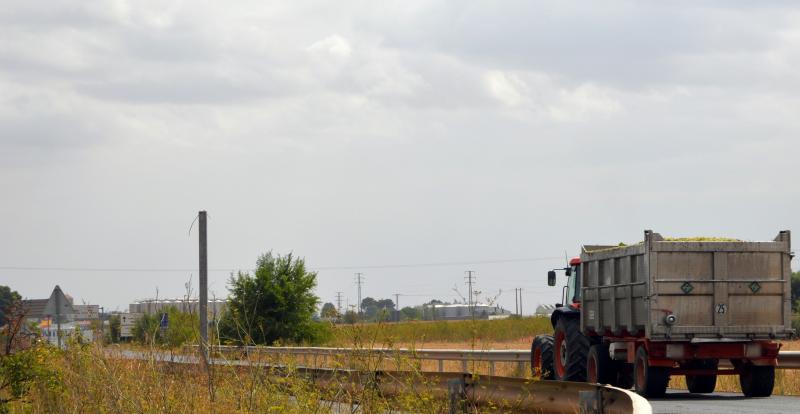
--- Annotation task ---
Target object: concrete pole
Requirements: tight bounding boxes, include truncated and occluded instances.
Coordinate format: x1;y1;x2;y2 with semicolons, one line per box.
198;211;208;359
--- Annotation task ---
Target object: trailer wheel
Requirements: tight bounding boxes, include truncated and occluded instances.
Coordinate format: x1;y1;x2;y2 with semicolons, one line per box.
531;334;554;379
634;346;669;398
686;359;717;394
587;344;615;384
554;317;589;381
739;364;774;397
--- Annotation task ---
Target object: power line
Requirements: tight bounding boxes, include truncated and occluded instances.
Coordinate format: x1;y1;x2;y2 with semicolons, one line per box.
0;255;562;273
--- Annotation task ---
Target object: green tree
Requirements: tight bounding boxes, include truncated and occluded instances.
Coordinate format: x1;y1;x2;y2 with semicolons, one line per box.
220;252;324;345
107;315;121;343
400;306;420;321
320;303;338;319
131;308;199;347
0;286;21;327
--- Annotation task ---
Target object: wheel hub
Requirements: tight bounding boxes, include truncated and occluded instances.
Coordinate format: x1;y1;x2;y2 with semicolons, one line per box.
560;340;568;366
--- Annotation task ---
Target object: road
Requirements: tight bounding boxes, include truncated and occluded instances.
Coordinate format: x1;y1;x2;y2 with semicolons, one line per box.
650;390;798;414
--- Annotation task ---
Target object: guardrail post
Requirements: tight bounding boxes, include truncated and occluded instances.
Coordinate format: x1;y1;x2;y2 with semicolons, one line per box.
447;377;467;414
489;361;495;376
438;359;444;372
461;360;468;372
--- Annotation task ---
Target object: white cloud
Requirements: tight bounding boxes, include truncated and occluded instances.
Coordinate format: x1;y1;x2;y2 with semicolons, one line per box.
0;1;798;311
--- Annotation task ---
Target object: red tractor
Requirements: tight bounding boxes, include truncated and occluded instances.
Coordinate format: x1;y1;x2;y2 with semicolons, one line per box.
531;231;793;398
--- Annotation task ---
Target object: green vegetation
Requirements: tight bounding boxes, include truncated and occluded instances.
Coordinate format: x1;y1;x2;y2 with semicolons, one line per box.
220;252;330;345
1;342;451;413
320;302;337;318
326;316;553;346
664;237;742;242
132;307;199;347
107;314;121;343
0;342;61;408
0;286;21;327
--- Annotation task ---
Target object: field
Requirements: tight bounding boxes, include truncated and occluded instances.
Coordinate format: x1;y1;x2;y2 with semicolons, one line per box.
2;317;799;413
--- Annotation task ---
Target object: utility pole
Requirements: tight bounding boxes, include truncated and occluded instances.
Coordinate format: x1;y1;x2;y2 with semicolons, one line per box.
518;288;523;316
465;270;476;320
394;293;400;322
99;306;104;342
514;288;519;315
335;291;343;315
354;273;364;319
198;211;208;361
55;286;62;349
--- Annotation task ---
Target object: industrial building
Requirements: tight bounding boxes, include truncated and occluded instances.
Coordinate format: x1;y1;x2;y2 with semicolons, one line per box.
422;303;512;320
128;298;227;317
20;285;99;346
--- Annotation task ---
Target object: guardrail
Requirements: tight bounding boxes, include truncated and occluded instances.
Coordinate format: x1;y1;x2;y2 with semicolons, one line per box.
115;349;651;414
203;346;800;374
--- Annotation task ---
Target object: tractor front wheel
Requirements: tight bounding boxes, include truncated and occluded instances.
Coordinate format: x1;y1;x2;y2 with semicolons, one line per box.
553;317;589;382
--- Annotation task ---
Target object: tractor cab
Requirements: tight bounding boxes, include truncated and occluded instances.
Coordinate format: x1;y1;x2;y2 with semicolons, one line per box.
547;257;581;310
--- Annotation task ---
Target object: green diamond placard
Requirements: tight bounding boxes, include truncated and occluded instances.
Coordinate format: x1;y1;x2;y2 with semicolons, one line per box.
749;281;761;294
681;282;694;294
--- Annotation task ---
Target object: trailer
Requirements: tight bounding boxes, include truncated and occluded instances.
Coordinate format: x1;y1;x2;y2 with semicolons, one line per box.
531;230;794;397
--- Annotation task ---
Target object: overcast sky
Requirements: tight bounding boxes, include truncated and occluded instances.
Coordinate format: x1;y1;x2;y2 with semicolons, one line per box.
1;1;798;313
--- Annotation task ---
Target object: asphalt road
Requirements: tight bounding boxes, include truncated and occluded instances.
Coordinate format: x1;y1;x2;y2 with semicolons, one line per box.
649;390;799;414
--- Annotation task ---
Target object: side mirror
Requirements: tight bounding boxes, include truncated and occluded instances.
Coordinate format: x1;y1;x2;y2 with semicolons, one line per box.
547;270;556;286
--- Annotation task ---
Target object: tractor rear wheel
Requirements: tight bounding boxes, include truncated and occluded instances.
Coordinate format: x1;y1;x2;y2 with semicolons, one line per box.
587;343;615;384
553;317;589;382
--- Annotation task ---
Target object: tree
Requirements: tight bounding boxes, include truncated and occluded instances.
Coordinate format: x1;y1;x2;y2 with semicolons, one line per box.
320;302;338;319
220;252;325;345
400;306;420;321
792;271;800;313
0;286;21;327
131;308;199;347
107;315;121;343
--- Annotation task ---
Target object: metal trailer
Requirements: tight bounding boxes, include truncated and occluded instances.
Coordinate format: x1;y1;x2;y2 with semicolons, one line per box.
531;230;794;398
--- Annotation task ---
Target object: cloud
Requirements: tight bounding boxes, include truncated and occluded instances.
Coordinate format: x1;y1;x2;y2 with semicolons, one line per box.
0;1;798;311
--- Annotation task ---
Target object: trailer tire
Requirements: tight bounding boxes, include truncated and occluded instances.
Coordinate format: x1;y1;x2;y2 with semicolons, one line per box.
634;346;669;398
531;335;555;379
587;344;615;384
740;364;774;397
686;359;717;394
554;317;589;382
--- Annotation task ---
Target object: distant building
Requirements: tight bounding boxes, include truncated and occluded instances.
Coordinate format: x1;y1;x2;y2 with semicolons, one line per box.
20;285;99;346
535;304;556;316
129;298;227;319
423;303;512;320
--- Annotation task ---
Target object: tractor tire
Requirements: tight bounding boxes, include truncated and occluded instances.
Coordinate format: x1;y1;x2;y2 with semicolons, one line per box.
740;364;775;397
587;343;616;384
531;334;555;379
633;346;669;398
686;359;718;394
553;317;589;382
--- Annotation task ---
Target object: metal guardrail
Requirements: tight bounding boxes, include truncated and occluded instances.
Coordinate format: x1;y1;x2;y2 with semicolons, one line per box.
206;345;800;372
114;349;651;414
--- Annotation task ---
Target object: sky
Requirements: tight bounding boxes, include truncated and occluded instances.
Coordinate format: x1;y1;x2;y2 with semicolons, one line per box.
1;0;798;313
